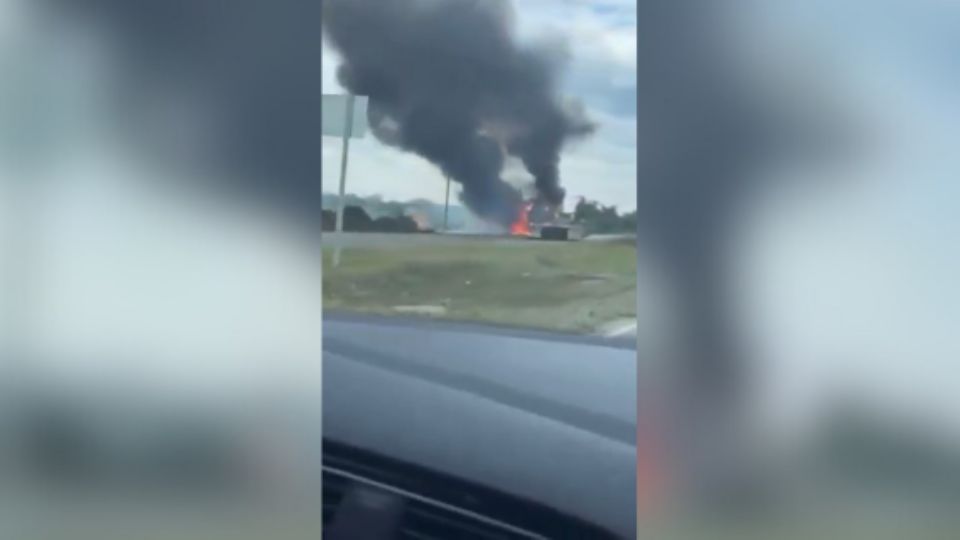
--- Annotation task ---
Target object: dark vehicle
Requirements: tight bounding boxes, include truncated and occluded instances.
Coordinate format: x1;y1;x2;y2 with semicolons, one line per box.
537;225;571;241
323;313;638;539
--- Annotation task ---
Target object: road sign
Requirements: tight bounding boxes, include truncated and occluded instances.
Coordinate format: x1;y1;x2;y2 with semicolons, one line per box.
324;94;368;267
323;94;368;138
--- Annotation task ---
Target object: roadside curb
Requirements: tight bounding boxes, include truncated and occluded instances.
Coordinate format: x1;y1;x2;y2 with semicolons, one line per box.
599;318;638;338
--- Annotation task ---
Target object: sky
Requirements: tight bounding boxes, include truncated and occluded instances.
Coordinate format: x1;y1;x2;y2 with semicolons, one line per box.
320;0;638;213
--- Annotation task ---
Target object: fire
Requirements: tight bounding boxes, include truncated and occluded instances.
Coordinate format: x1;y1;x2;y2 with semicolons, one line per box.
510;201;533;236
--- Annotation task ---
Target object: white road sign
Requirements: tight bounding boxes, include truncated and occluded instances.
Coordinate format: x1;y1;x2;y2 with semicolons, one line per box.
322;94;368;138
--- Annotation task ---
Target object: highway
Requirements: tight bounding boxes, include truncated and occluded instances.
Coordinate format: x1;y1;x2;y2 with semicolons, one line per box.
321;231;636;249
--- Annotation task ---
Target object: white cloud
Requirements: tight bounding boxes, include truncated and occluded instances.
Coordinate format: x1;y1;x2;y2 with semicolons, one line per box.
322;44;344;94
514;0;636;83
322;135;447;203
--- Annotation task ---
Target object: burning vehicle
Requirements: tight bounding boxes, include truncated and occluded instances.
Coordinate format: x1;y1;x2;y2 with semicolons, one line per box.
510;198;582;241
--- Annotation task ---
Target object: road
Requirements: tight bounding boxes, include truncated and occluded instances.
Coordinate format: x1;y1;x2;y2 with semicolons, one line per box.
322;231;636;249
322;232;538;249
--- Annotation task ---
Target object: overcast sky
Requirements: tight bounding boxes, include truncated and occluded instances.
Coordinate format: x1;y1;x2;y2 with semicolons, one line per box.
321;0;637;212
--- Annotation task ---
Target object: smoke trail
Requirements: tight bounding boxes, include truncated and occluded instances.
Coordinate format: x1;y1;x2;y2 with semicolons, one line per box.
322;0;595;225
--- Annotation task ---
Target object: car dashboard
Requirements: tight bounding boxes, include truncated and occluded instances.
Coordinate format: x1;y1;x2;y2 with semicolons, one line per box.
323;315;637;539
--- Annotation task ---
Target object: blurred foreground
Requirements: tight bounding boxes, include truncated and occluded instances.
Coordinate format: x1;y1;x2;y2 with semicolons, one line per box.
1;1;323;538
637;0;960;534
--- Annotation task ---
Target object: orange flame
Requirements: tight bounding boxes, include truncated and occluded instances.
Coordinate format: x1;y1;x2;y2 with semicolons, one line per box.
510;202;532;236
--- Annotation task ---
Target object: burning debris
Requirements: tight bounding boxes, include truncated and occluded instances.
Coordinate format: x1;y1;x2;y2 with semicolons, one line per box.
322;0;595;227
507;198;579;240
509;201;533;236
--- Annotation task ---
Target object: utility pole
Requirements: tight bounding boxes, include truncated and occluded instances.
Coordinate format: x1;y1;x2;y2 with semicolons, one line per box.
443;174;451;231
332;93;355;267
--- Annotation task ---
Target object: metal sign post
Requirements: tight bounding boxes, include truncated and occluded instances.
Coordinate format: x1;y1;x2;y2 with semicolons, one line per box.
443;174;451;231
332;94;355;267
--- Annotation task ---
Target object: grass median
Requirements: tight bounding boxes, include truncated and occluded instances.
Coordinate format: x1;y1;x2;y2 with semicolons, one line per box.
322;237;637;333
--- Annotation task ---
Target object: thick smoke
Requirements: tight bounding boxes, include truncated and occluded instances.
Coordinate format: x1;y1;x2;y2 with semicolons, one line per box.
322;0;595;226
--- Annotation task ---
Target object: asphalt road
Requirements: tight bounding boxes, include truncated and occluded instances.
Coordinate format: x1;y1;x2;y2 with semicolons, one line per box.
322;232;552;249
321;231;636;249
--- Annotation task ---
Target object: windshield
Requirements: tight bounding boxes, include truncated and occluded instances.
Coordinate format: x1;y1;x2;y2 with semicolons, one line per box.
320;0;638;339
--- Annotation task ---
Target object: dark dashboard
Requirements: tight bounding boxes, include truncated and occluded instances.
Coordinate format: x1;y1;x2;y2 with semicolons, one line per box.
322;313;638;539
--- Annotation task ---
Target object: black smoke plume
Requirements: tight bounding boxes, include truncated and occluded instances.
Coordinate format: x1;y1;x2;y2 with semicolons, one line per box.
322;0;595;225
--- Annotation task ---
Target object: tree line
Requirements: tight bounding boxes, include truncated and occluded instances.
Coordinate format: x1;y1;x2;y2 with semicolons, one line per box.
321;207;422;233
321;194;637;235
572;198;636;235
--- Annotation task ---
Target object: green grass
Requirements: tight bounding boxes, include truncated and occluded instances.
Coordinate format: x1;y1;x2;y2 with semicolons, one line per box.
323;240;637;333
